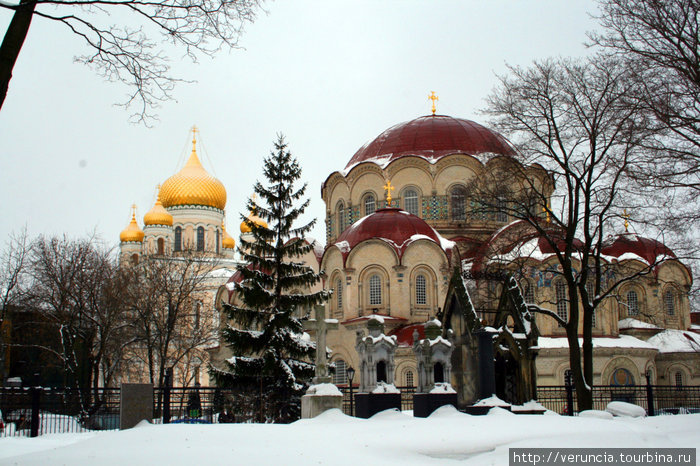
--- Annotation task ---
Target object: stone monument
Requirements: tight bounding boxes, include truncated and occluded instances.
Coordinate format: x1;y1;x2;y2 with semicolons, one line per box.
412;319;458;417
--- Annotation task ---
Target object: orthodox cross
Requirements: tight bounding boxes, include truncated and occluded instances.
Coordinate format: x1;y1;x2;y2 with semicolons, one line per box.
622;209;630;232
303;305;339;384
384;179;395;205
428;91;439;115
131;203;137;219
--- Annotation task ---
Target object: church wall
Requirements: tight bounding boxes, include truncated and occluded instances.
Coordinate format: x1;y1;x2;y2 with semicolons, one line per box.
387;167;432;200
349;172;385;206
433;165;477;194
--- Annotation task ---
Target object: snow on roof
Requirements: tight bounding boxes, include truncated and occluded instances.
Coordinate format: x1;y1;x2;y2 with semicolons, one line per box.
534;335;656;350
618;318;661;330
646;329;700;353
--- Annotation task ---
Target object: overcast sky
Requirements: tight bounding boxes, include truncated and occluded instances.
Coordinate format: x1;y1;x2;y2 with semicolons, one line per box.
0;0;600;250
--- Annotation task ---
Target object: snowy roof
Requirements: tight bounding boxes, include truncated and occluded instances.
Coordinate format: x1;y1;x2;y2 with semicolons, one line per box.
646;329;700;353
534;335;656;350
618;318;661;330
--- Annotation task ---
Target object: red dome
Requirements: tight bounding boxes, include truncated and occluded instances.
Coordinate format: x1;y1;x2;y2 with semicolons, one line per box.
331;208;452;265
345;115;516;170
601;234;675;265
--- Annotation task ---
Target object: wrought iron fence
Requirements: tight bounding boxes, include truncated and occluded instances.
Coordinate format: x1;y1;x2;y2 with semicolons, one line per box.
336;385;416;415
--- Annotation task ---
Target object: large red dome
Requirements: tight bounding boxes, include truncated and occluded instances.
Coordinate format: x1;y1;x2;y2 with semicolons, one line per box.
345;115;517;170
331;208;453;265
601;234;676;265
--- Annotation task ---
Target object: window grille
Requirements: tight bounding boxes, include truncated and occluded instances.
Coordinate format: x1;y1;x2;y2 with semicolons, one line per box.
451;186;466;221
369;274;382;305
336;279;343;309
406;370;414;387
585;280;596;326
197;226;205;251
626;290;639;316
416;274;427;305
337;201;346;234
364;194;375;216
404;189;419;216
555;280;568;326
664;291;675;316
216;229;220;254
675;371;684;387
174;227;182;252
333;359;347;385
522;280;535;304
496;198;508;223
157;238;165;255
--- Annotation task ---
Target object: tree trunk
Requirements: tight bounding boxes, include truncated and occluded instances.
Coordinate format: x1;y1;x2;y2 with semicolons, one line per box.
0;0;36;110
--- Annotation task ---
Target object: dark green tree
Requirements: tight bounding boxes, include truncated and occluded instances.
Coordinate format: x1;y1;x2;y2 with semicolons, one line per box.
212;135;328;423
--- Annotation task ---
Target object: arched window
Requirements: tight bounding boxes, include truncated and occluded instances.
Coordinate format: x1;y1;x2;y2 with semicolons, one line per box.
364;194;375;216
496;198;508;223
664;290;675;316
450;186;466;221
675;371;684;387
369;274;382;305
555;280;568;326
415;274;427;305
337;201;346;235
405;370;414;387
403;189;419;216
216;229;220;254
131;254;139;265
336;278;343;309
333;359;347;385
157;238;165;255
196;226;205;251
174;227;182;252
626;290;639;316
522;279;535;304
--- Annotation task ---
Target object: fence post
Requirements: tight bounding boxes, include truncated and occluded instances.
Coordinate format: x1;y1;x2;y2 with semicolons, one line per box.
29;386;41;437
564;372;574;417
163;367;172;424
645;373;655;416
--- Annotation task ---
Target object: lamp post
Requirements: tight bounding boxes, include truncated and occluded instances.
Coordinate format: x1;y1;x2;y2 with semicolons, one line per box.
347;366;355;417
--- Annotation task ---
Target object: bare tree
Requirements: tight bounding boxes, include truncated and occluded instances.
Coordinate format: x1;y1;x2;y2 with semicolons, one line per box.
0;0;263;123
477;55;662;410
125;252;219;389
0;227;30;383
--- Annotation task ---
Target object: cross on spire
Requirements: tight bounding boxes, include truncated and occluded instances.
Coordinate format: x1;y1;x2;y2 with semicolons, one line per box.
131;203;137;219
428;91;439;115
383;179;395;205
622;209;630;232
191;125;199;151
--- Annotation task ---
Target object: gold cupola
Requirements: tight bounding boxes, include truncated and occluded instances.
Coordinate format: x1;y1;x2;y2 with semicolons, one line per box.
240;194;268;233
160;127;227;210
222;222;236;249
120;206;145;242
144;186;174;226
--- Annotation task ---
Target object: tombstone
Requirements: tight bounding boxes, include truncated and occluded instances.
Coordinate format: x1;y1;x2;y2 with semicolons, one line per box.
354;315;401;418
412;319;458;417
301;305;343;418
120;383;153;429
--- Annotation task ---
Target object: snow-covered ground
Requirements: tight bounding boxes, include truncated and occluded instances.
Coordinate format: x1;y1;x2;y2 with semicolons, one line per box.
1;407;698;465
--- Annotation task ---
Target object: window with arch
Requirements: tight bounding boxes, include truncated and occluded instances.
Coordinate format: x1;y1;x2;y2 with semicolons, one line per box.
157;237;165;255
495;198;508;223
369;274;382;305
450;186;467;221
196;226;205;251
415;274;427;305
521;279;535;304
664;290;675;316
336;201;346;235
555;280;568;326
675;371;684;387
174;227;182;252
611;367;634;386
405;370;414;387
336;278;343;309
333;359;347;385
403;189;419;216
626;290;639;316
216;229;220;254
363;193;376;216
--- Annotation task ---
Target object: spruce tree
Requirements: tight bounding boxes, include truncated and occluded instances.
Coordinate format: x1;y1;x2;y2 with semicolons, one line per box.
212;135;328;423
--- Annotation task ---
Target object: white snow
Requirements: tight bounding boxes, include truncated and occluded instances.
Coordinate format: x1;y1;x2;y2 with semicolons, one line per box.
473;394;511;407
335;240;351;253
429;382;456;394
305;383;342;397
618;318;661;330
371;382;400;394
646;329;700;353
606;401;646;418
579;410;614;420
368;314;385;324
1;410;699;465
534;335;656;350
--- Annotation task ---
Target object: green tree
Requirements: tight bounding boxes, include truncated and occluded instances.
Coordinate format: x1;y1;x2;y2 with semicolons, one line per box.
212;135;328;423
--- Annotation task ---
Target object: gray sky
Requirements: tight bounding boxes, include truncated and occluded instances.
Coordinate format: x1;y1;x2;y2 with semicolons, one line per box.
0;0;599;249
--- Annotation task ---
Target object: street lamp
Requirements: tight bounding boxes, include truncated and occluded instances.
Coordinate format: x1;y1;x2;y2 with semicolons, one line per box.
346;366;356;417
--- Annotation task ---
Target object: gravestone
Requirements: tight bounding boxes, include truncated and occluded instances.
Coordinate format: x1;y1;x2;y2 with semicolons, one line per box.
301;305;343;418
120;383;153;429
412;319;458;417
354;315;401;418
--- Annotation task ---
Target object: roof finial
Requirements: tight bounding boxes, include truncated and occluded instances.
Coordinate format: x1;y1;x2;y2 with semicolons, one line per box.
542;201;551;223
131;203;137;220
622;209;630;233
383;179;395;205
191;125;199;152
428;91;439;115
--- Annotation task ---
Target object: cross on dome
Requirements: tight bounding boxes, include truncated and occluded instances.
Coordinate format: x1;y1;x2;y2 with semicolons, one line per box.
383;179;395;204
428;91;439;115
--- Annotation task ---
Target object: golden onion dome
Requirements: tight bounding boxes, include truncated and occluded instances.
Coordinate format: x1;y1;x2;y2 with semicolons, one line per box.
160;128;227;210
120;208;145;243
143;189;174;226
222;223;236;249
240;212;268;233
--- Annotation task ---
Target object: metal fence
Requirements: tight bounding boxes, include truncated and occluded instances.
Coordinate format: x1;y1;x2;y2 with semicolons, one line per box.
336;385;416;415
536;384;700;416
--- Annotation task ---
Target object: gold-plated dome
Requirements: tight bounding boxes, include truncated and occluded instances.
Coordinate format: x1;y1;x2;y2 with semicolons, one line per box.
160;128;227;210
120;207;145;243
144;188;174;226
222;223;236;249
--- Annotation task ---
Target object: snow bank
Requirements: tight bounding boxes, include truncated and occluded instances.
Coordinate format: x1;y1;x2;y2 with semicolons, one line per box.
534;335;656;350
371;382;400;394
579;410;614;420
606;401;646;418
429;383;456;394
305;383;342;397
618;318;660;330
473;395;510;407
646;329;700;353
